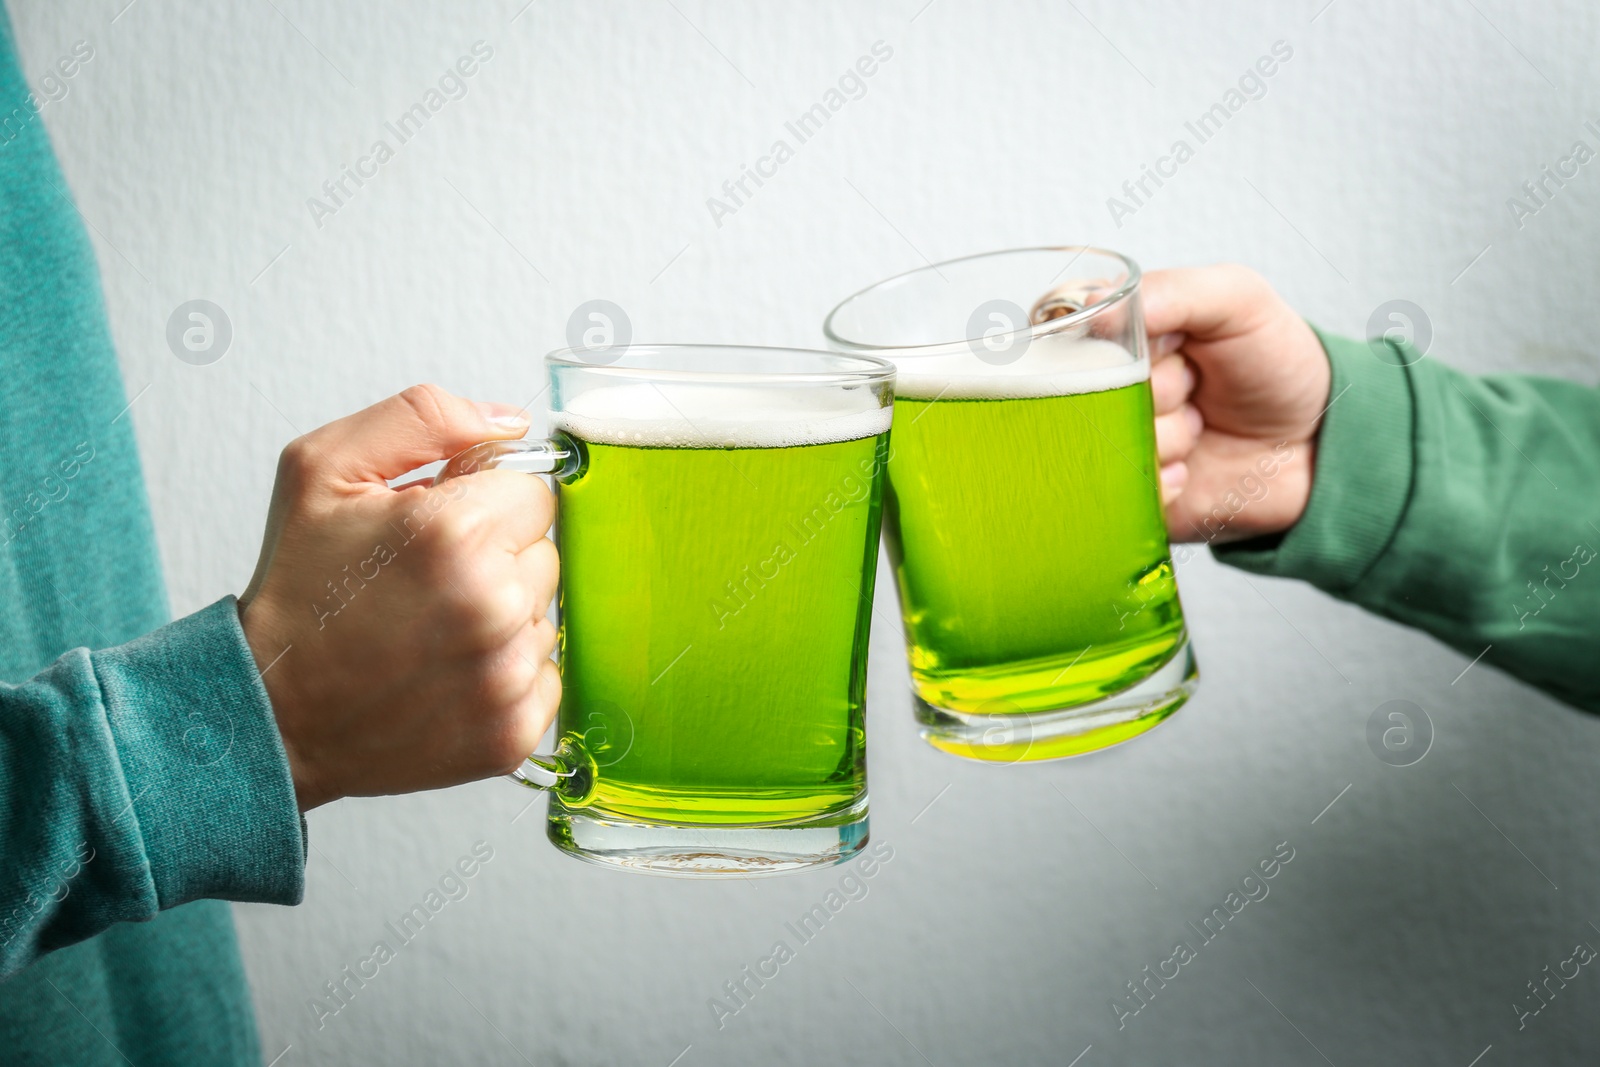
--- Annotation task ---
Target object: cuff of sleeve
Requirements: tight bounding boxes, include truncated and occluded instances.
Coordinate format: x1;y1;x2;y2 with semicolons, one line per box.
1213;324;1417;593
91;596;306;908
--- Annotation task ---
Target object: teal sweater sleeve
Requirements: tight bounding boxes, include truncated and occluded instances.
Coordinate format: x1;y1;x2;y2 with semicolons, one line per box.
0;597;305;976
1217;326;1600;712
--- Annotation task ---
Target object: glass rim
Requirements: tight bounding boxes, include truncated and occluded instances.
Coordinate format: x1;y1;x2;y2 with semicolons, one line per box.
821;244;1143;354
544;343;896;387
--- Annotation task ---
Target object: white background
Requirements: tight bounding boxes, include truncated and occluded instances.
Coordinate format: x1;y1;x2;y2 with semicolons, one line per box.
14;0;1600;1063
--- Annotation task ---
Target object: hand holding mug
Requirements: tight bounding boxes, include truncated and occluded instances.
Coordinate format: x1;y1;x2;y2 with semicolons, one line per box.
238;384;561;811
1141;264;1331;543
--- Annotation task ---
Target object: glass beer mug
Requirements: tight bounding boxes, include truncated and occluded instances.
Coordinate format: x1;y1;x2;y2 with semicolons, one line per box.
824;246;1198;763
438;345;895;875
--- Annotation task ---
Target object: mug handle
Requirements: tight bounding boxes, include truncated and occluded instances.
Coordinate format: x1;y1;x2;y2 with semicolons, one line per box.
434;436;591;797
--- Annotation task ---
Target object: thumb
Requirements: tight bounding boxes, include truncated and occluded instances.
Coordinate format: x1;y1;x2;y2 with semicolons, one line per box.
300;384;530;484
1141;264;1275;342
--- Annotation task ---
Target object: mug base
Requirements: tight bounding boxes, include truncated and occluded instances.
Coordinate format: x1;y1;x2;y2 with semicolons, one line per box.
916;635;1197;763
545;794;869;878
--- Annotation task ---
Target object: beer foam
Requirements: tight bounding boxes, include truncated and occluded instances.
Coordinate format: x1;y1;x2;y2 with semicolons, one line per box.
891;335;1148;400
553;383;892;448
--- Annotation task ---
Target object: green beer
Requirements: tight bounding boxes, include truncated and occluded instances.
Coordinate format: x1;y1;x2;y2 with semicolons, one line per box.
885;374;1185;739
825;246;1197;762
550;388;890;829
878;328;1193;761
439;346;895;875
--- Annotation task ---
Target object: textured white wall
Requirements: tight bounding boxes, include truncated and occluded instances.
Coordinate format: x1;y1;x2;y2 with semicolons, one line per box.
14;0;1600;1063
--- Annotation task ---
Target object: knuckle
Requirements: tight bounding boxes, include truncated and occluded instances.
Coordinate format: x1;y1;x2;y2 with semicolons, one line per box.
531;486;557;534
488;470;553;530
1179;409;1201;448
534;660;563;714
447;581;503;642
397;383;453;430
429;505;476;549
1219;262;1266;293
1155;413;1193;457
495;472;556;533
491;686;561;776
492;756;526;779
527;473;556;511
277;437;319;482
488;724;535;777
485;651;540;708
446;575;531;650
481;577;534;631
530;532;558;563
531;616;558;654
529;538;560;593
413;500;483;559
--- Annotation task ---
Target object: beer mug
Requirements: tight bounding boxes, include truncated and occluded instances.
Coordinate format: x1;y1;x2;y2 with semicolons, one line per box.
438;345;895;875
823;247;1198;762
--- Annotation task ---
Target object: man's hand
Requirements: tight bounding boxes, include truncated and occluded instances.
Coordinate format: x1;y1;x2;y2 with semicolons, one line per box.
237;384;560;811
1142;265;1332;543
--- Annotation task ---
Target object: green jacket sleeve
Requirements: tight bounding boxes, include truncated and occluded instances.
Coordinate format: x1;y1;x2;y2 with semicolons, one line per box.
1216;326;1600;713
0;596;305;976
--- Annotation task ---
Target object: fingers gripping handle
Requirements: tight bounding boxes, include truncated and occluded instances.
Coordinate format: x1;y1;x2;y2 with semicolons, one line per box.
510;739;592;799
433;436;592;801
514;751;575;788
435;436;583;482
